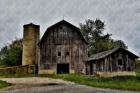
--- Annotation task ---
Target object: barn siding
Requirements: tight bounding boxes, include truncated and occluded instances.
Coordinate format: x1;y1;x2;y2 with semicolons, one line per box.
86;50;137;76
40;23;88;74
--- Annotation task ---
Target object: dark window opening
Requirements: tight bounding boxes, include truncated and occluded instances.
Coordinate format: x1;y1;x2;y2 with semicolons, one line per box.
60;26;63;29
58;52;61;56
57;64;69;74
66;52;69;56
118;59;123;66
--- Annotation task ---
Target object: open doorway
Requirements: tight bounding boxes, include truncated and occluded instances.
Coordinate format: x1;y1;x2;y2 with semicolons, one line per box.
57;63;69;74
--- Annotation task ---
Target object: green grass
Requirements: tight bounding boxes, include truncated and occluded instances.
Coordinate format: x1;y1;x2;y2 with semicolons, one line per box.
0;80;11;89
50;74;140;91
135;69;140;77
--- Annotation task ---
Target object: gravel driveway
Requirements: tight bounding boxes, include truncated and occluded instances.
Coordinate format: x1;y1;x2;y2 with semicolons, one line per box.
0;77;140;93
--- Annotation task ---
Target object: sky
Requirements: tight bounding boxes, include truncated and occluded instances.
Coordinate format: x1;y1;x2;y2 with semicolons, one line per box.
0;0;140;55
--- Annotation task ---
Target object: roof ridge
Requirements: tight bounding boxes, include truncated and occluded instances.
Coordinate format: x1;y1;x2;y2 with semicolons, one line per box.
39;20;88;44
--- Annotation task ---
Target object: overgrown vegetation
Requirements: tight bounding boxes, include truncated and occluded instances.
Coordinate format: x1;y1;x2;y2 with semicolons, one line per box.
80;19;127;55
0;39;22;67
46;59;139;91
0;80;11;89
51;74;140;91
135;59;140;77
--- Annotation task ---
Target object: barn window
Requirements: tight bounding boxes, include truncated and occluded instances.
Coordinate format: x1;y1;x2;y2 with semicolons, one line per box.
58;52;61;56
66;52;69;56
60;26;63;29
118;59;123;66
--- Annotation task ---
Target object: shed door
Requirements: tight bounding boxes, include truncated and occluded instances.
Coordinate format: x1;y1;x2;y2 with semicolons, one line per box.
57;64;69;74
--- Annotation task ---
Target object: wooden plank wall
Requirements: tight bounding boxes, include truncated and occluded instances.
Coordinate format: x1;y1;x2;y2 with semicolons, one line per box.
86;51;136;75
40;24;88;74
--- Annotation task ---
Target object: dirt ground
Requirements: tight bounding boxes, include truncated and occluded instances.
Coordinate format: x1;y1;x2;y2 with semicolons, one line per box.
0;77;140;93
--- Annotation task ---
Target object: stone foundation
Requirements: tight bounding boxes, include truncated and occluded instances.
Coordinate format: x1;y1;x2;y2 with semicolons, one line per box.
39;69;75;74
96;71;136;77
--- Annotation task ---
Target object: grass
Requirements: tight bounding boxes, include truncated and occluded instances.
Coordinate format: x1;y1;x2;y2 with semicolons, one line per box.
0;80;11;89
50;74;140;91
135;69;140;77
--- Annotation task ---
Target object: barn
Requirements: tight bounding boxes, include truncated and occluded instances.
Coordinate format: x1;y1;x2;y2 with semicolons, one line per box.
85;48;139;77
38;20;88;74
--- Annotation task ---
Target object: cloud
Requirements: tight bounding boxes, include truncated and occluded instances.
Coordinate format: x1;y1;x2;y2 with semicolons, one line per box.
0;0;140;55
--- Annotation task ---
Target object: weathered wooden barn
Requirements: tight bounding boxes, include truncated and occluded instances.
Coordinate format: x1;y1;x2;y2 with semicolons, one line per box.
85;48;139;77
39;20;88;74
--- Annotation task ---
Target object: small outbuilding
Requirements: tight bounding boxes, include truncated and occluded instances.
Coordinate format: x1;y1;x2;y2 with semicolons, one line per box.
85;48;139;77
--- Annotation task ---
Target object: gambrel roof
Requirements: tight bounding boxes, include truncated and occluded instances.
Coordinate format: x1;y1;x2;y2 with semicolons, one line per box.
86;48;139;61
39;20;88;44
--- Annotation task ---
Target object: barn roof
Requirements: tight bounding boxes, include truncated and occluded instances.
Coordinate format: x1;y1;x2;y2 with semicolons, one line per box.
86;48;139;62
39;20;88;44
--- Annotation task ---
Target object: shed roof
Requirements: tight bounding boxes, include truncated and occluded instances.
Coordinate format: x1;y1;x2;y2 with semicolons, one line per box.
39;20;88;44
86;48;139;62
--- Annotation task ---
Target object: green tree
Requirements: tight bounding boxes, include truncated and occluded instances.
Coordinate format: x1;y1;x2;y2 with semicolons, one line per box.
0;39;22;67
80;19;127;55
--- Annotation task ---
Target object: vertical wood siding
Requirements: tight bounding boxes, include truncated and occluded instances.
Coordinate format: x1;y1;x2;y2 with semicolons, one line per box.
86;50;136;75
40;23;88;74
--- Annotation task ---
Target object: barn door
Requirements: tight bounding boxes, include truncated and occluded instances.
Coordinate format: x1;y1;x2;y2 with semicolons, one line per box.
57;63;69;74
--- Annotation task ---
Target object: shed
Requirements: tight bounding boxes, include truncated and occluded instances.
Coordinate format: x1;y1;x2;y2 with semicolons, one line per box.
85;48;139;77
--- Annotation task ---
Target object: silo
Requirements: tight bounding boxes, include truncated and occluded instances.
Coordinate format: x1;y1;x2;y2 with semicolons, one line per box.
22;23;40;65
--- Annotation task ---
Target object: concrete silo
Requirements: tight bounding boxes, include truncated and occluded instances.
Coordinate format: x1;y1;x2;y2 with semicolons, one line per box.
22;23;40;66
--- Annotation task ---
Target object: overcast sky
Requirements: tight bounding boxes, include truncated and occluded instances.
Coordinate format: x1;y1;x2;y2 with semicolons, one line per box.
0;0;140;55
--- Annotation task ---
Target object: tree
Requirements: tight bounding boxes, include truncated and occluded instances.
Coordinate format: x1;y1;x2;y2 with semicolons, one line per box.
0;39;22;67
80;19;104;43
80;19;127;55
113;40;127;49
